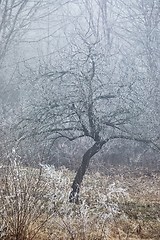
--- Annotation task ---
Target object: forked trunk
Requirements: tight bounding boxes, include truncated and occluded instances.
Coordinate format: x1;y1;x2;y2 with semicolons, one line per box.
69;141;105;203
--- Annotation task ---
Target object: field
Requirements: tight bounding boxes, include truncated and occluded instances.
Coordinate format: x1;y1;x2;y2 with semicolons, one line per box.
0;162;160;240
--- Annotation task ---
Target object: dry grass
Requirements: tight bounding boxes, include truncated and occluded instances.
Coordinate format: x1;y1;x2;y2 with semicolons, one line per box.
0;161;159;240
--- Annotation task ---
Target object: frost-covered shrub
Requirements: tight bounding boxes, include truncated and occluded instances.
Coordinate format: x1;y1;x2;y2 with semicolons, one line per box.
0;161;56;240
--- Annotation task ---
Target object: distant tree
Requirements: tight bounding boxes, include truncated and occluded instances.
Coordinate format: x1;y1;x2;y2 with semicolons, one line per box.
117;0;160;138
0;0;45;162
0;0;43;63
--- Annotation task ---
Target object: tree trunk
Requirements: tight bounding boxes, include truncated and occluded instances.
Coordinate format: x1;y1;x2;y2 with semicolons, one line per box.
69;141;105;203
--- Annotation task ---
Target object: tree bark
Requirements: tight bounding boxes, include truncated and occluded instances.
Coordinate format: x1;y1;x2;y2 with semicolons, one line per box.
69;140;105;203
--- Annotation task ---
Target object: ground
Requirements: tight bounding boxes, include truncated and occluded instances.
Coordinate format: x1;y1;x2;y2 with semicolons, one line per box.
0;163;160;240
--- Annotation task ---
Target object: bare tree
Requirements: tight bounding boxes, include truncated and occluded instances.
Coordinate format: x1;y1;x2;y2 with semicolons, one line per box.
21;43;153;203
17;0;160;202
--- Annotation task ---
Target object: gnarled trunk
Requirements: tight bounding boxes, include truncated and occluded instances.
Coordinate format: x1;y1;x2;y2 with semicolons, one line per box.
69;140;105;203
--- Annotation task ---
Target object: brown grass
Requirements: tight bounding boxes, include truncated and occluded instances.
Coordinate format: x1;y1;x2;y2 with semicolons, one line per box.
0;162;159;240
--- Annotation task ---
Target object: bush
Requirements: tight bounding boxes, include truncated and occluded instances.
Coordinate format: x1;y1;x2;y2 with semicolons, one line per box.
0;160;54;240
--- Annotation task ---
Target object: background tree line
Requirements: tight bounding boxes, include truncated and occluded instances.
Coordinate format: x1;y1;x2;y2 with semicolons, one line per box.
0;0;160;184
